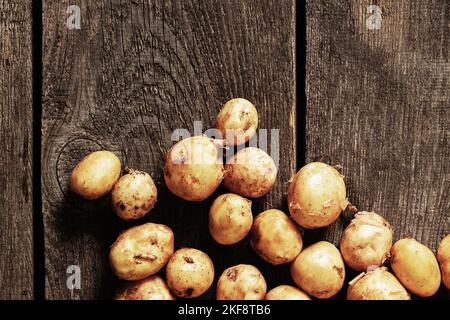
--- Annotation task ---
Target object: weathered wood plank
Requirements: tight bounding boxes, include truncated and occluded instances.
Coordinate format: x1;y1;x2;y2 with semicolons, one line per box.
42;0;295;299
0;0;34;299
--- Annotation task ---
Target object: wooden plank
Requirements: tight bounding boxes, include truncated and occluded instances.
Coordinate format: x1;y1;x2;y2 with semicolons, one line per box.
306;0;449;298
0;0;34;299
42;0;295;299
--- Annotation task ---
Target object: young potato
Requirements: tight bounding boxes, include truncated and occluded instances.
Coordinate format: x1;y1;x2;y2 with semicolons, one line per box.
216;264;267;300
340;211;393;271
109;223;174;281
390;238;441;297
111;170;157;221
347;268;410;300
164;136;224;201
114;275;175;300
166;248;214;298
287;162;347;229
265;285;311;300
215;98;258;145
437;234;450;289
223;147;277;198
250;209;303;265
70;150;121;200
209;193;253;245
290;241;345;299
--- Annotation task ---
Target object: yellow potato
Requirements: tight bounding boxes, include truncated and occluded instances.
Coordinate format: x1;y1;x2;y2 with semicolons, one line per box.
437;234;450;289
114;275;175;300
217;264;267;300
265;285;311;300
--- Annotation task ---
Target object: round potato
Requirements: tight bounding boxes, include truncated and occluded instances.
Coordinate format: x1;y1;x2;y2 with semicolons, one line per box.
114;275;175;300
340;211;393;271
287;162;347;229
111;170;157;221
265;285;311;300
290;241;345;299
223;147;277;198
215;98;258;145
437;234;450;289
390;238;441;297
109;223;174;281
70;150;121;200
166;248;214;298
164;136;224;201
216;264;267;300
209;193;253;245
250;209;303;265
347;268;410;300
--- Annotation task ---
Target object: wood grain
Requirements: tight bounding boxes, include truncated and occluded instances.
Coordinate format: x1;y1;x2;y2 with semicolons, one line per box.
0;0;34;299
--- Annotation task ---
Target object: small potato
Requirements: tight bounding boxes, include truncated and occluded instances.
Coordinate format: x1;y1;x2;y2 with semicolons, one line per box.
265;285;311;300
437;234;450;289
288;162;348;229
216;264;267;300
114;275;175;300
111;170;157;221
224;147;277;198
166;248;214;298
109;223;174;281
390;238;441;297
209;193;253;245
347;268;410;300
70;150;121;200
250;209;303;265
164;136;224;201
290;241;345;299
215;98;258;145
340;211;393;272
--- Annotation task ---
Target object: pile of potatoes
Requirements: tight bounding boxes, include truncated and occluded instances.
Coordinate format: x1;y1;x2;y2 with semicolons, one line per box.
69;98;449;300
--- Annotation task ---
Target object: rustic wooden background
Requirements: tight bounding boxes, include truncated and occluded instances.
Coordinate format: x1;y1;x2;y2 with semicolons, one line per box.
0;0;448;300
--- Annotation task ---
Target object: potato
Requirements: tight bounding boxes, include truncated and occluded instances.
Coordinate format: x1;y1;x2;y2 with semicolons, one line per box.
347;268;410;300
216;264;267;300
223;147;277;198
390;238;441;297
265;285;311;300
114;275;175;300
164;136;224;201
340;211;393;271
287;162;347;229
166;248;214;298
437;234;450;289
215;98;258;145
250;209;303;265
209;193;253;245
109;223;174;281
69;150;121;200
290;241;345;299
111;170;157;221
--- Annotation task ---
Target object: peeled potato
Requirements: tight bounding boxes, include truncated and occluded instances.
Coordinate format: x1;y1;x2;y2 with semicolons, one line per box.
265;285;311;300
217;264;267;300
437;234;450;289
114;275;175;300
390;238;441;297
288;162;347;229
70;150;121;200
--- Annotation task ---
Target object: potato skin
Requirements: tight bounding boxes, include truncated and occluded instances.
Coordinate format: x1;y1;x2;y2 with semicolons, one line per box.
215;98;258;146
223;147;277;198
265;285;311;300
166;248;214;298
209;193;253;245
250;209;303;265
164;136;224;201
390;238;441;297
114;276;175;300
109;223;174;281
290;241;345;299
69;150;121;200
217;264;267;300
111;170;157;221
347;268;410;300
287;162;347;229
340;211;393;271
437;234;450;289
